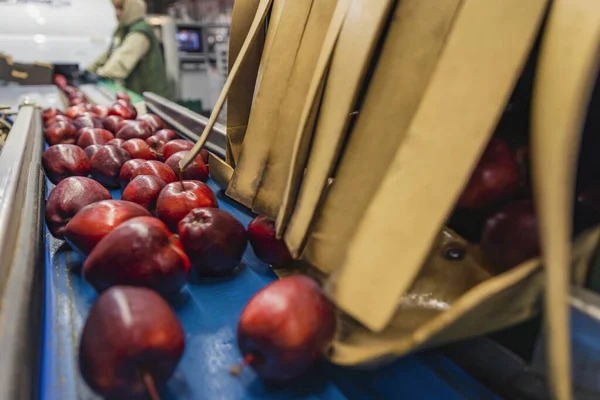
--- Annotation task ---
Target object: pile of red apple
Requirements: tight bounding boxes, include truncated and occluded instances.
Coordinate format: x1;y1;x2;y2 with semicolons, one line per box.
42;92;336;396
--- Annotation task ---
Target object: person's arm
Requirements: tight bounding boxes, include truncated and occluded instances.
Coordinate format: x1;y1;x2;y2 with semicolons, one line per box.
87;50;110;73
96;32;150;80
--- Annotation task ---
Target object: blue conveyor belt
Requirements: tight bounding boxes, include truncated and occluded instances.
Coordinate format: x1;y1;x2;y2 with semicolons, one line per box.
40;176;501;400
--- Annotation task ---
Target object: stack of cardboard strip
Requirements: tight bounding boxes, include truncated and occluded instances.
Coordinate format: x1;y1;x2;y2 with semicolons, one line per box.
197;0;600;398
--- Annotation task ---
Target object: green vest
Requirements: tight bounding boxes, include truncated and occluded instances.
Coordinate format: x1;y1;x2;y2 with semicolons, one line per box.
116;20;172;99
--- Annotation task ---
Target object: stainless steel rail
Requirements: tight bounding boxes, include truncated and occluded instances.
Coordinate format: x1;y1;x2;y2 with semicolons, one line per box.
143;92;227;159
0;103;44;400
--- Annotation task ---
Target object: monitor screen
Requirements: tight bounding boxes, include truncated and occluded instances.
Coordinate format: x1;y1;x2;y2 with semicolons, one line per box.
176;27;203;53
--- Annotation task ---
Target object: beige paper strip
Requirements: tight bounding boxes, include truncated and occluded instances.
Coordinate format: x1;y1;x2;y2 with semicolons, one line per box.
334;0;548;332
226;0;316;208
178;0;274;172
226;0;266;167
276;0;349;236
302;0;464;275
531;1;600;399
251;0;340;218
281;0;398;256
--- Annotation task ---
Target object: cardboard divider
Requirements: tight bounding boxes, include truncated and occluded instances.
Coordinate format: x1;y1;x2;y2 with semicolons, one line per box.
251;0;341;218
531;1;600;398
226;0;316;208
331;0;548;332
278;0;398;258
300;0;464;278
226;0;266;167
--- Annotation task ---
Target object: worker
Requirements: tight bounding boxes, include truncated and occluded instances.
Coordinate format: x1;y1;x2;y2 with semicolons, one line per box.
87;0;172;98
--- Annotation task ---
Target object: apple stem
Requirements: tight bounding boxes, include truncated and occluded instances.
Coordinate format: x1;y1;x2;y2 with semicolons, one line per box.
229;353;255;376
143;372;160;400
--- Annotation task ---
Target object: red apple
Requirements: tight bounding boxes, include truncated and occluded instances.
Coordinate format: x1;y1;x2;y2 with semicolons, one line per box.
115;92;131;103
109;100;137;119
457;138;520;210
45;115;72;127
64;200;150;255
44;122;78;145
77;128;114;149
82;216;191;296
102;115;124;134
237;276;336;382
84;144;105;159
106;138;125;148
43;144;90;184
131;160;178;185
163;139;193;161
117;119;137;132
156;181;218;231
116;121;153;141
54;74;67;88
90;146;131;188
137;114;166;132
91;105;110;118
42;107;63;122
65;104;89;119
145;136;167;160
122;138;155;160
70;96;87;106
247;216;292;268
481;199;540;272
152;129;179;143
178;208;247;276
165;151;208;182
119;159;147;189
79;286;185;399
122;176;167;214
73;115;104;131
45;177;112;238
200;149;209;166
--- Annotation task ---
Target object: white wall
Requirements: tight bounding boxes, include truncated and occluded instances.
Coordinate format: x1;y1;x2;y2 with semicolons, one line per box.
0;0;116;68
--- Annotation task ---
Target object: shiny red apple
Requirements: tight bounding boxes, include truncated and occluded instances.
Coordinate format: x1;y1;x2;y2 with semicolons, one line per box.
237;276;337;382
43;144;90;184
119;159;147;189
122;176;167;214
102;115;124;134
42;107;63;122
481;199;540;272
73;115;104;131
457;138;520;210
84;144;105;160
77;128;114;149
116;121;153;141
137;114;166;132
79;286;185;399
45;115;72;127
44;122;78;145
106;138;125;148
131;160;178;184
178;208;247;276
165;151;208;182
145;136;167;160
122;138;155;160
109;100;137;119
247;216;292;268
90;146;131;188
115;92;131;103
91;105;110;118
156;181;218;231
64;200;150;255
152;129;179;143
162;140;193;161
65;104;89;119
45;177;112;238
82;216;191;296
